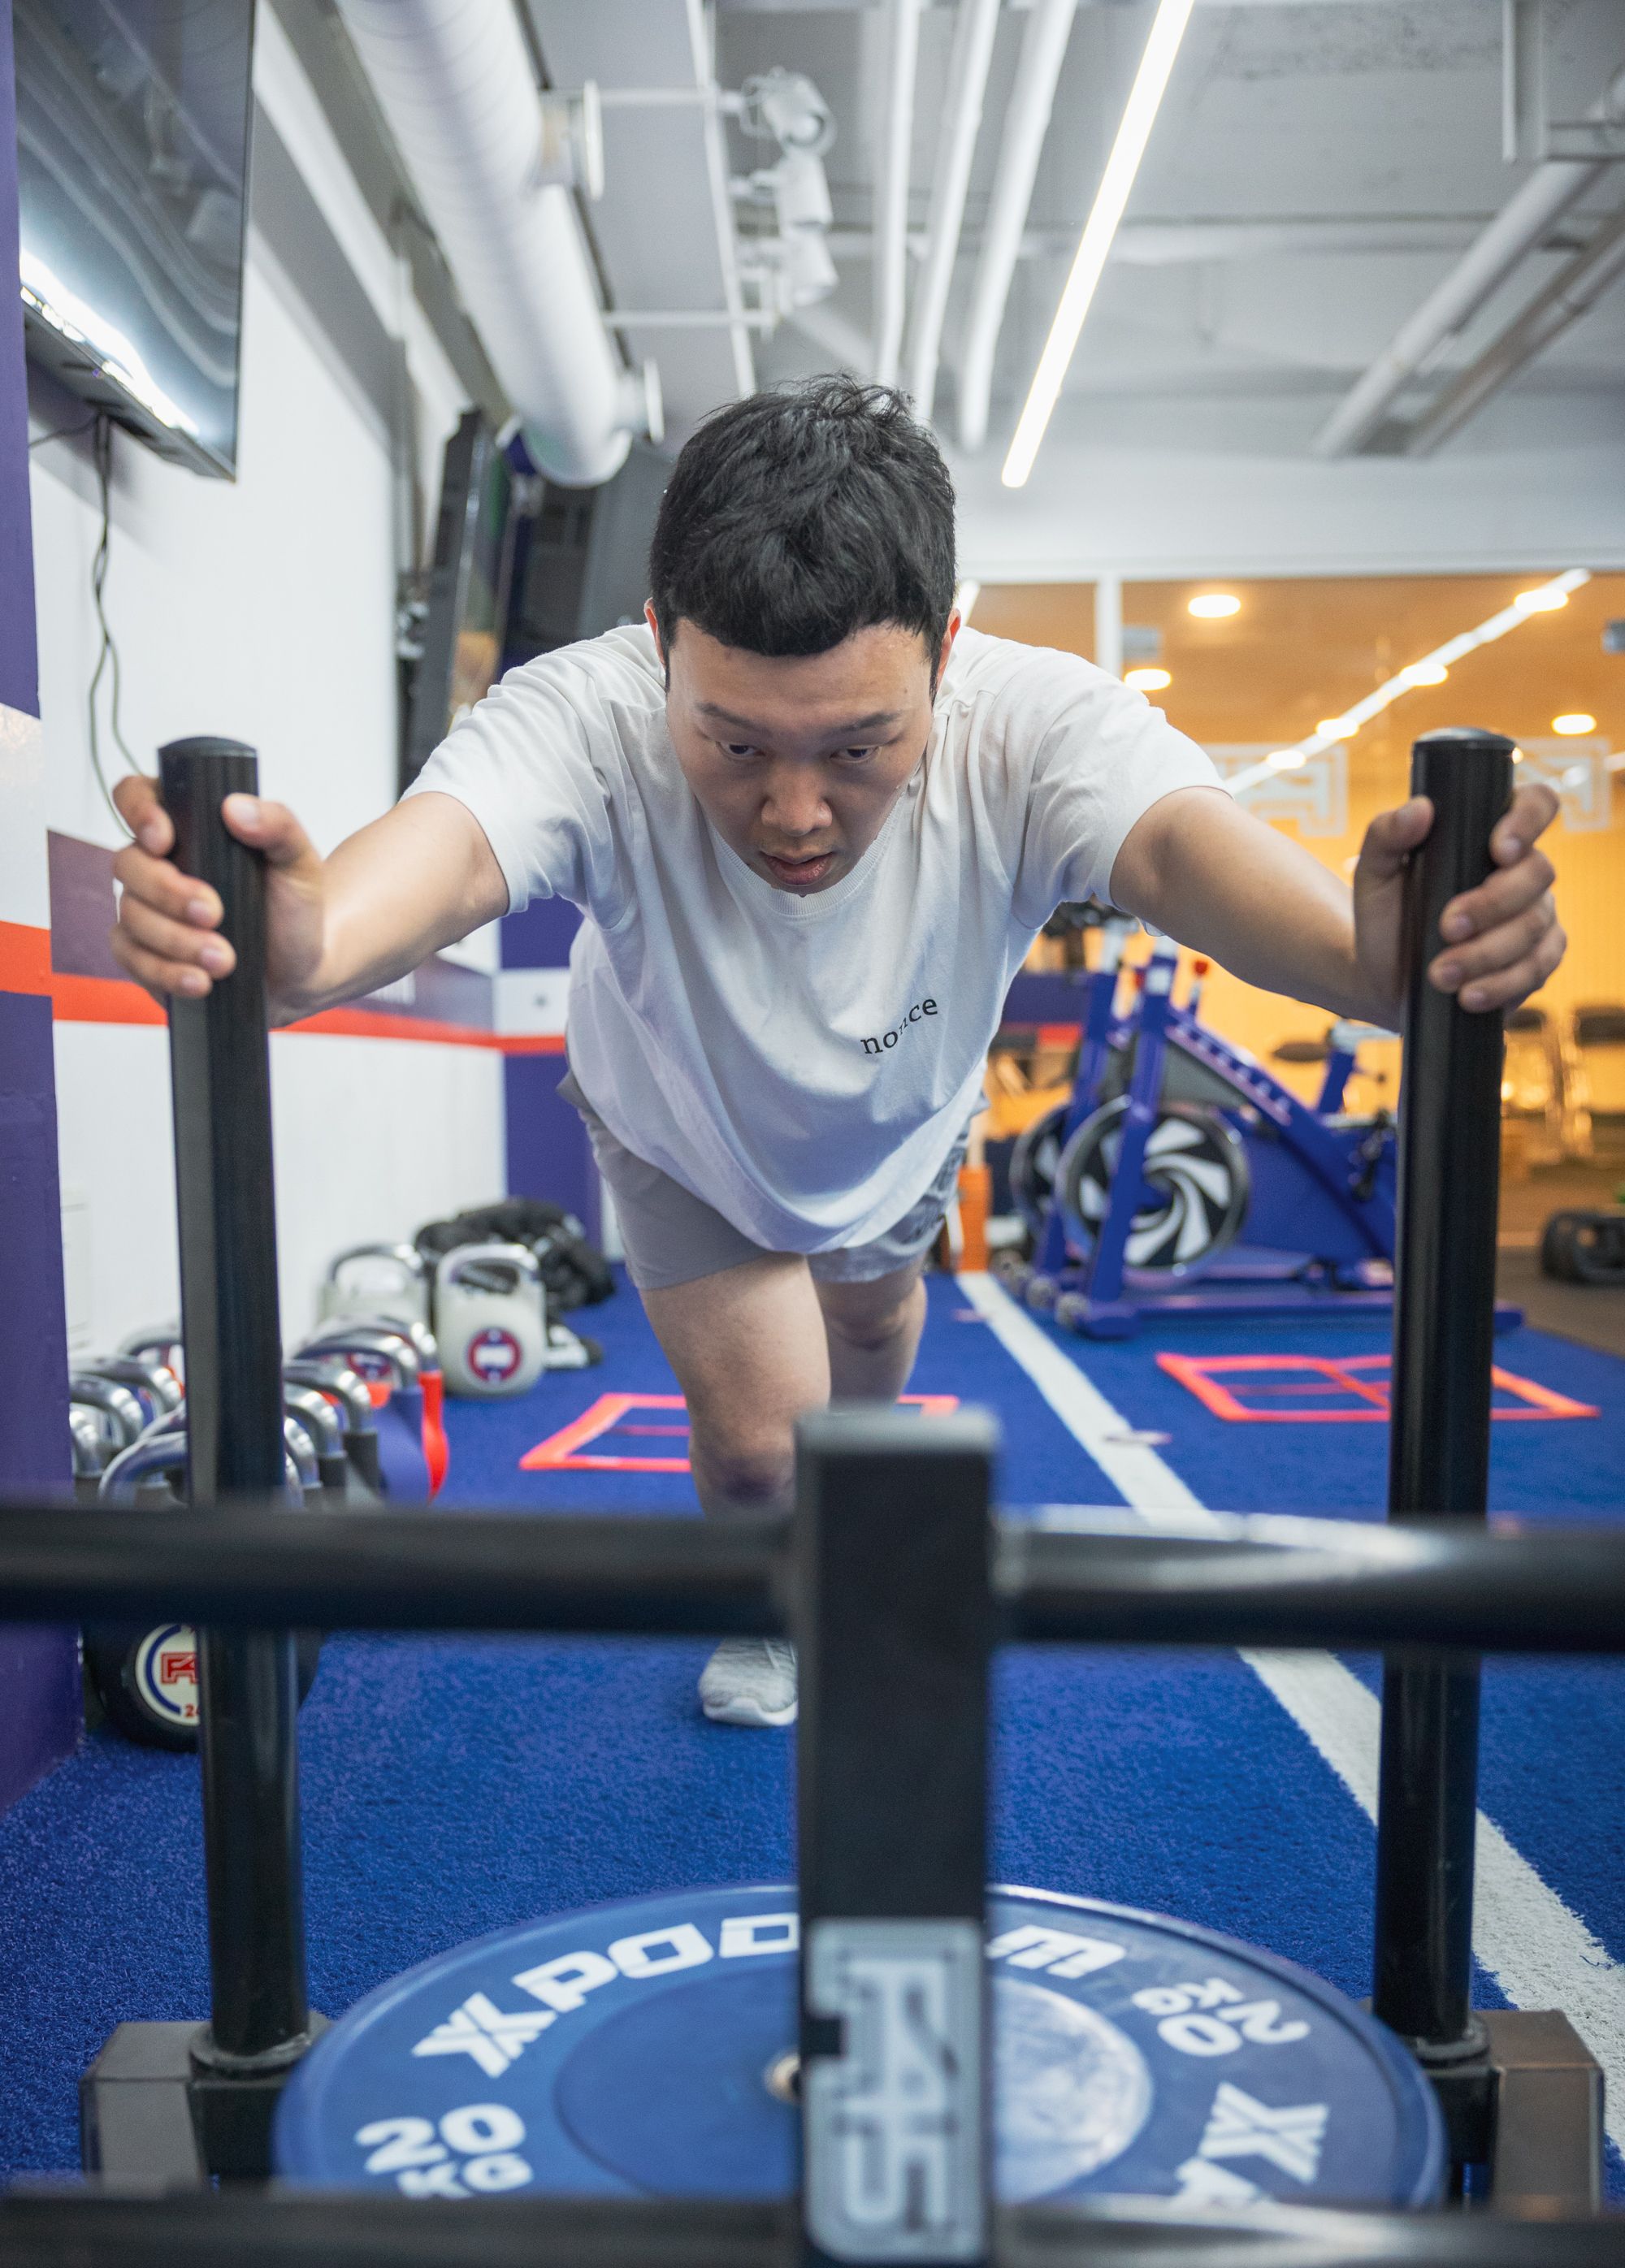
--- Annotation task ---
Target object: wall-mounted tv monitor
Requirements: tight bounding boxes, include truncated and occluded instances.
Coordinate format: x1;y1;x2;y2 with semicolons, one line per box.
402;411;517;792
15;0;257;478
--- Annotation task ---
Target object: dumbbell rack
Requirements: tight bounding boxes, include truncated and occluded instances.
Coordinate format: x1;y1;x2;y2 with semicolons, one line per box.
0;729;1612;2266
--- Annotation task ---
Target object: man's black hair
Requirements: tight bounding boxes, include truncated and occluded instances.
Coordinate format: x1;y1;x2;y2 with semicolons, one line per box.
648;377;957;673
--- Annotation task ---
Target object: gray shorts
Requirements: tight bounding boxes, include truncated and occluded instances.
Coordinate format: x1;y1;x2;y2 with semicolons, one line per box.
560;1069;973;1294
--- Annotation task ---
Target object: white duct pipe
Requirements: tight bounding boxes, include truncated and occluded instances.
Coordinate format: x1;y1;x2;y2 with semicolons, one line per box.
905;0;1003;421
1313;56;1625;460
956;0;1078;452
1409;206;1625;457
873;0;923;387
333;0;638;487
830;216;1510;265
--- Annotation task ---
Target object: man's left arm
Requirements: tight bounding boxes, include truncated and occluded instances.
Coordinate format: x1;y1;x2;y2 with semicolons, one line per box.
1108;781;1566;1027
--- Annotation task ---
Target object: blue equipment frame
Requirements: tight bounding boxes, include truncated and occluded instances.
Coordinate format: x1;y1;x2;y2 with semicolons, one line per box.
1012;924;1404;1338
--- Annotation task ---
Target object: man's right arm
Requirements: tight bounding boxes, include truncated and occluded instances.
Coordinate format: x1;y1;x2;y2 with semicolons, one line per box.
110;777;509;1024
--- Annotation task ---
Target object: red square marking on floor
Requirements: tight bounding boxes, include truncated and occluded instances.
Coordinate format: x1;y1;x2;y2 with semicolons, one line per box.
522;1392;962;1473
1155;1352;1599;1424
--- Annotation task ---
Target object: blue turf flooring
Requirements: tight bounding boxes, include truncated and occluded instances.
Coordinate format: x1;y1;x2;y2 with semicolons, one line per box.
0;1270;1621;2188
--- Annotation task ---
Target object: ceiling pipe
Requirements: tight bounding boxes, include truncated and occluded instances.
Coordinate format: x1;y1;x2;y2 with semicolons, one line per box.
1407;201;1625;456
873;0;924;387
830;217;1536;265
332;0;646;487
1312;55;1625;460
1105;214;1577;264
956;0;1078;453
712;0;1454;12
904;0;1003;421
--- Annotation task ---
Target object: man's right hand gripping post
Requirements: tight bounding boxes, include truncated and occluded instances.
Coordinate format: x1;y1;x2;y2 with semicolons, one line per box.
110;774;327;1019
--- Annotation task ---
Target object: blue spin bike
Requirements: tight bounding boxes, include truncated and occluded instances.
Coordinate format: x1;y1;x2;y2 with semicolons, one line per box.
1001;915;1402;1339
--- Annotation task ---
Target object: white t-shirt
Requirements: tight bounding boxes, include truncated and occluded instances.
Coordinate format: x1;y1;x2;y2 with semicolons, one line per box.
408;622;1220;1253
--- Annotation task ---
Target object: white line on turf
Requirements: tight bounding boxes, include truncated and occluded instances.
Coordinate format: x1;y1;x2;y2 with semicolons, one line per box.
958;1269;1625;2151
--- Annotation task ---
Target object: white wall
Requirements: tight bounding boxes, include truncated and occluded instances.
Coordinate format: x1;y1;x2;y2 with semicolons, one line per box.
30;24;506;1366
54;1024;504;1357
268;1034;505;1332
32;246;411;853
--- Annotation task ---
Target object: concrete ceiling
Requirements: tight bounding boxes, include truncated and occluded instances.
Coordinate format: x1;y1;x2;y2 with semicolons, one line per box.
291;0;1625;570
695;0;1625;574
719;1;1623;407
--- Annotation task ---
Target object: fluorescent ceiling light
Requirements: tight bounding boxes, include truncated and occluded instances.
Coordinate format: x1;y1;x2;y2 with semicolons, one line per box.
954;578;982;625
1001;0;1196;489
1553;712;1597;735
1188;592;1242;620
1126;665;1172;692
1220;569;1592;801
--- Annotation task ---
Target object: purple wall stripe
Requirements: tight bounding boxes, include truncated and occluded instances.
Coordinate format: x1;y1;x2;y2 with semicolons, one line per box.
2;1;77;1811
499;907;587;1239
0;0;39;721
505;1052;598;1248
501;898;580;971
0;992;79;1809
0;1632;79;1817
45;834;124;980
0;997;71;1469
412;952;495;1030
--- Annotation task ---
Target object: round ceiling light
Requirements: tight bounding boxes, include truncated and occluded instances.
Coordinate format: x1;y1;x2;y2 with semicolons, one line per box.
1552;712;1597;735
1125;666;1172;692
1188;593;1242;620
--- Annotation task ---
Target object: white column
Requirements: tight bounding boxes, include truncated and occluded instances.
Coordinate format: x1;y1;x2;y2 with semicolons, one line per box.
1093;573;1123;677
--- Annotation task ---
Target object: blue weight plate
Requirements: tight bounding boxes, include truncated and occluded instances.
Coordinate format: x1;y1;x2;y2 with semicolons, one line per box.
275;1885;1442;2209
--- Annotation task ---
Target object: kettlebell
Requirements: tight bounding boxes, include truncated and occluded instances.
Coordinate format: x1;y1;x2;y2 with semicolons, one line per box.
436;1242;547;1399
294;1322;433;1498
318;1243;431;1329
84;1425;321;1751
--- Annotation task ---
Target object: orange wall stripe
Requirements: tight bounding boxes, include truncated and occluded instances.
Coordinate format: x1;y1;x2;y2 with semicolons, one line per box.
288;1006;506;1049
50;972;166;1026
286;1009;565;1053
0;921;53;997
0;919;565;1053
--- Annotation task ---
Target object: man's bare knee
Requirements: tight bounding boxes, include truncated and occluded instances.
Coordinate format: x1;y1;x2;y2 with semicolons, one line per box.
817;1271;924;1354
822;1304;910;1357
689;1424;796;1511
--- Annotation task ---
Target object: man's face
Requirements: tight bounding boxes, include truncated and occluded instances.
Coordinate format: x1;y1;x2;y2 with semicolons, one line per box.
651;606;957;895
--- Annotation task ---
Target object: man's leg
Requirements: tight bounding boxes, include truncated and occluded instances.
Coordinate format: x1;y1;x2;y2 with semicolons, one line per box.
641;1252;830;1521
814;1260;928;1404
641;1254;827;1725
